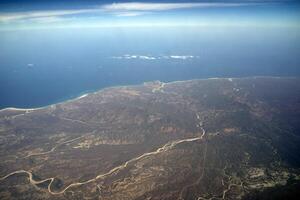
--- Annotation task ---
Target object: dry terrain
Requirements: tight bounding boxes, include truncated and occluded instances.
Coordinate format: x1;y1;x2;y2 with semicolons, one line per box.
0;77;300;199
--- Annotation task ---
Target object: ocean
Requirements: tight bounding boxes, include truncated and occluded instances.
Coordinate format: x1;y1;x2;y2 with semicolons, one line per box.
1;27;300;109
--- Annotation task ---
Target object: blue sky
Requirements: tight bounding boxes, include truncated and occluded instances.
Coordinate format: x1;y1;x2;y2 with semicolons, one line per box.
0;0;299;30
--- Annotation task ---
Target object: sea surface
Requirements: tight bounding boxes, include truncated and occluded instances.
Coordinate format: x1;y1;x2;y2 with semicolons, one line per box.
1;27;300;109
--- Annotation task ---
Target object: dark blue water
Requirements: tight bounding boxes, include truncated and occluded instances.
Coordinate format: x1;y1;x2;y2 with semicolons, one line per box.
1;27;300;109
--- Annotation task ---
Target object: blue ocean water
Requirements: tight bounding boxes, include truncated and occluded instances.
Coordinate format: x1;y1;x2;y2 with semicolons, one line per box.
1;27;300;109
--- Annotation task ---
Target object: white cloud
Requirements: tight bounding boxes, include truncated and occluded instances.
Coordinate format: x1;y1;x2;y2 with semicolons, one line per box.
111;55;199;60
139;55;156;60
115;11;147;17
0;9;93;23
101;2;245;12
169;55;198;60
0;2;259;23
27;16;66;23
124;55;137;59
112;55;157;60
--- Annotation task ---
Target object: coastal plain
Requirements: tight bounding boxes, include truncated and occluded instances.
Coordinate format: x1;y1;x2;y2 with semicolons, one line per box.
0;77;300;200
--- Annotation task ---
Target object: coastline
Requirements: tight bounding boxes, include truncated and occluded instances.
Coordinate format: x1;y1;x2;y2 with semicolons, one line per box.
0;92;94;112
0;76;296;112
0;82;143;112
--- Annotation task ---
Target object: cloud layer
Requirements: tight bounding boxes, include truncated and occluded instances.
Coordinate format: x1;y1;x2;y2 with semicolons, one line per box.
0;1;297;30
111;55;199;60
0;1;261;23
101;2;245;12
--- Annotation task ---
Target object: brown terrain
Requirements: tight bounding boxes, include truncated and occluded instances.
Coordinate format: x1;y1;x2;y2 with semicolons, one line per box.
0;77;300;200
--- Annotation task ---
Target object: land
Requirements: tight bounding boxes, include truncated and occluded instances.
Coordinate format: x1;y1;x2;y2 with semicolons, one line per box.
0;77;300;200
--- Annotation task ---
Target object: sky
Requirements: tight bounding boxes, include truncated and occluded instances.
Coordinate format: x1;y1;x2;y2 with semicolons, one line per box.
0;0;299;30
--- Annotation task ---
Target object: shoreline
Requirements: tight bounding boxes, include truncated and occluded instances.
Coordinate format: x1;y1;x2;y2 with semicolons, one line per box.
0;93;92;112
0;76;296;112
0;82;143;112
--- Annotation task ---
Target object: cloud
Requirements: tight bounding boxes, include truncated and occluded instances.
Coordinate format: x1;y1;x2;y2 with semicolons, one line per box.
111;55;199;60
112;55;157;60
169;55;195;60
139;55;156;60
114;11;147;17
0;9;93;23
101;2;247;13
0;1;262;23
101;2;259;16
27;16;67;23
